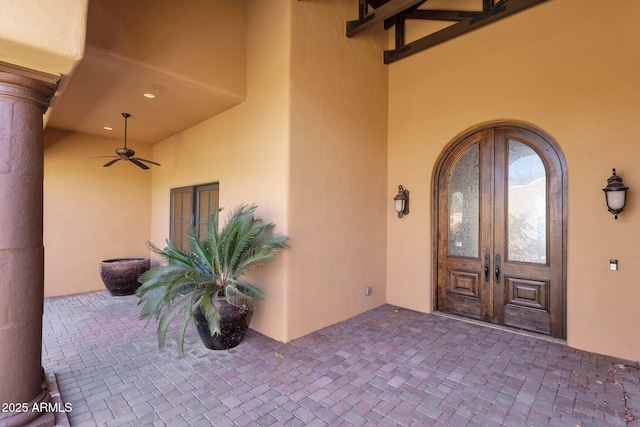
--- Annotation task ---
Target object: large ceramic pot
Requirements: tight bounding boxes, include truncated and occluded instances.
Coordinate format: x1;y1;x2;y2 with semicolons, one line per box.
194;297;253;350
99;257;150;296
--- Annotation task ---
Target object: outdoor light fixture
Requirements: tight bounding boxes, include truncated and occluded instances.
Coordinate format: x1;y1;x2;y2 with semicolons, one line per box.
394;185;410;218
603;168;629;219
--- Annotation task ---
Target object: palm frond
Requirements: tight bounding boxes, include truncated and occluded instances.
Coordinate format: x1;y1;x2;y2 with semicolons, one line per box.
187;233;214;275
148;240;194;268
225;280;266;310
219;205;288;278
205;209;222;275
156;295;193;351
199;289;222;337
226;223;264;275
232;235;290;277
217;207;249;277
175;292;197;357
138;266;211;298
137;285;166;321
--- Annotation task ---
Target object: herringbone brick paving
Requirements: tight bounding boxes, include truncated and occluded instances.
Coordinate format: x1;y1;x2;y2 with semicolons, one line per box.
42;291;640;426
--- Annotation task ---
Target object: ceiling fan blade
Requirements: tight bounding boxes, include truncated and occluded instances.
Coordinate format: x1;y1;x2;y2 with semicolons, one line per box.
132;157;161;167
129;158;150;170
103;158;121;167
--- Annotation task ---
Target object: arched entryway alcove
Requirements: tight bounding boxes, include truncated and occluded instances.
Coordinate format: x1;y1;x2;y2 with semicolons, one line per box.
433;122;567;339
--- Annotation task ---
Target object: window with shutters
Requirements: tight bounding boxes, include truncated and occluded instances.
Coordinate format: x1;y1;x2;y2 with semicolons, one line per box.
169;183;219;251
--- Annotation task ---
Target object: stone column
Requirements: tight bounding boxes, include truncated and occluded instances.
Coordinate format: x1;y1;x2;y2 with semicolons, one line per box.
0;64;58;427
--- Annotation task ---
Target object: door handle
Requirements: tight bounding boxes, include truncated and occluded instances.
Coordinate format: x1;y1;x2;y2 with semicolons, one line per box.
484;252;490;282
495;254;501;284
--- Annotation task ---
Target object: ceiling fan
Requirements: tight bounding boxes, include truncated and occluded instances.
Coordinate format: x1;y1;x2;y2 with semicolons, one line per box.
91;113;161;170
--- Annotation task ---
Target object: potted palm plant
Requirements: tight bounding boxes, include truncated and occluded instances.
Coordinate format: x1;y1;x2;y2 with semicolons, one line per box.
136;204;289;356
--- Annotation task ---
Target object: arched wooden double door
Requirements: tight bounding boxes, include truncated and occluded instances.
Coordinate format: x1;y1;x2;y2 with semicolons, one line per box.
435;123;567;338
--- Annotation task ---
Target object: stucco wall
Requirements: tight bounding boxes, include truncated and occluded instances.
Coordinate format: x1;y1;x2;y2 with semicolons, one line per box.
387;0;640;360
0;0;86;76
149;0;291;342
86;0;245;98
149;0;389;343
287;0;389;339
44;129;152;296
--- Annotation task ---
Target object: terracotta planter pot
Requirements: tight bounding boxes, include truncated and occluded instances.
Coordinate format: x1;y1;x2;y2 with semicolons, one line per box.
99;257;150;296
194;298;253;350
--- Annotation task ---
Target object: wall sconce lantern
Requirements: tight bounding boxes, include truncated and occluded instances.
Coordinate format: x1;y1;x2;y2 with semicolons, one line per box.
603;168;629;219
394;185;410;218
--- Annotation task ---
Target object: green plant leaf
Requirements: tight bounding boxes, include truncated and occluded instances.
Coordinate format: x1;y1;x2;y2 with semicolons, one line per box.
225;280;265;310
176;293;197;358
198;285;222;336
137;285;165;321
156;295;192;351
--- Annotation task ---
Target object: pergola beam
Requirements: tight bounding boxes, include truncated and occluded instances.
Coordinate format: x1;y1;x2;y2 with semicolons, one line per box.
384;0;549;63
346;0;426;37
398;9;476;22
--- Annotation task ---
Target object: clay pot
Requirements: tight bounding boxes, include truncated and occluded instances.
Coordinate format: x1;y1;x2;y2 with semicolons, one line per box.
194;298;253;350
99;257;150;296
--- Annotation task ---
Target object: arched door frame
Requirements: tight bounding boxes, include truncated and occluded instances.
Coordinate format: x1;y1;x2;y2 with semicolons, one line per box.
432;120;568;339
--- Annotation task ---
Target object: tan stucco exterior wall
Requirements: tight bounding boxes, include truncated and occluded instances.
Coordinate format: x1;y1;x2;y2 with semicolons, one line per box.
149;0;388;343
149;0;291;342
287;0;388;339
44;129;152;296
387;0;640;361
0;0;86;76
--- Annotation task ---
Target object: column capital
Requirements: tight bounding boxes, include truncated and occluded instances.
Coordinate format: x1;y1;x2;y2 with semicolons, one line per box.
0;62;58;113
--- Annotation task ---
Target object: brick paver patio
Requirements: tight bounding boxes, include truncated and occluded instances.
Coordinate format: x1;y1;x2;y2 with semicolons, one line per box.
42;291;639;426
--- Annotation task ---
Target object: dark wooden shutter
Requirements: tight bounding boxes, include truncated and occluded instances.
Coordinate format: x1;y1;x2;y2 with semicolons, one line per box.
195;183;220;240
170;186;194;251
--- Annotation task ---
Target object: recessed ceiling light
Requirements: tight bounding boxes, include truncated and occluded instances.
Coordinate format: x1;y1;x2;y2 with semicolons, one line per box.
143;93;156;99
104;126;113;131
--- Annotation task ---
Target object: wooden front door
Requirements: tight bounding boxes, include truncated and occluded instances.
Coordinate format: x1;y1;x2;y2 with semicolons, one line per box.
436;124;566;338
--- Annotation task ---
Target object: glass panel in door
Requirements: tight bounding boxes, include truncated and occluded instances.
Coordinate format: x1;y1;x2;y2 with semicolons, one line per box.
507;140;547;263
448;144;479;258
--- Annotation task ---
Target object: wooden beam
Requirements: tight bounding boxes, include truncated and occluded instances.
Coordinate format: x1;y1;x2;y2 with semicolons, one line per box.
346;0;426;38
400;9;479;22
394;15;406;48
384;0;549;63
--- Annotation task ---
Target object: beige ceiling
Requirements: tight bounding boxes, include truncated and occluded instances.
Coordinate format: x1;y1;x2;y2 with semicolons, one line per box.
46;0;247;144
